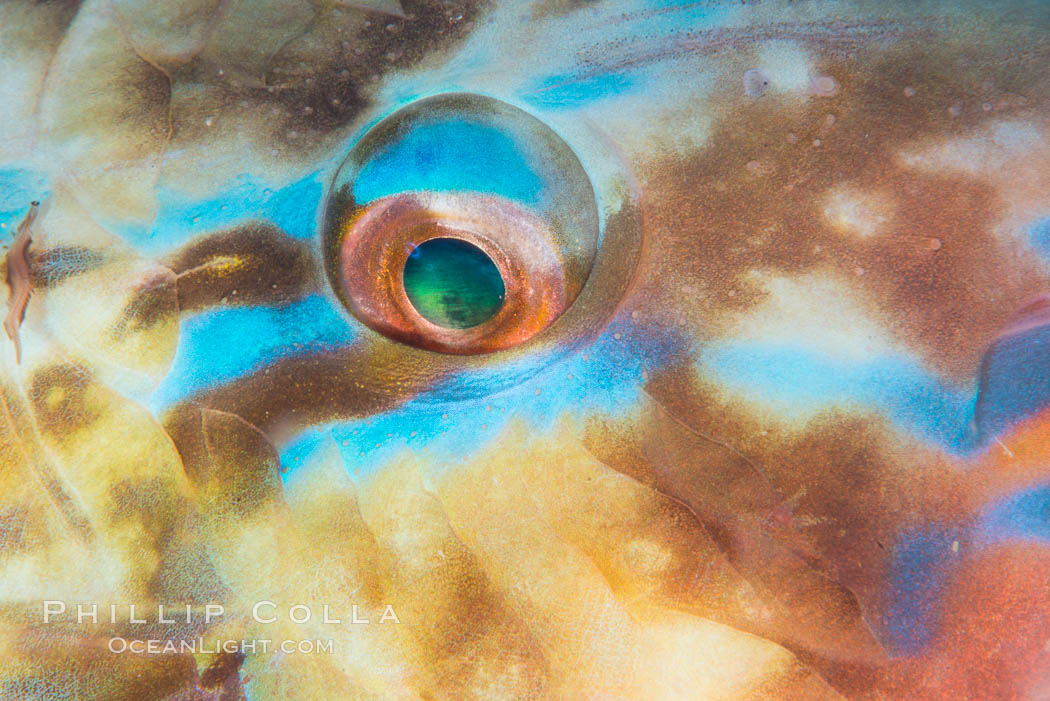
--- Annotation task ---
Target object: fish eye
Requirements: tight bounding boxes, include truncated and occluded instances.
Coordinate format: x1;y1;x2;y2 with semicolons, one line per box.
322;92;607;355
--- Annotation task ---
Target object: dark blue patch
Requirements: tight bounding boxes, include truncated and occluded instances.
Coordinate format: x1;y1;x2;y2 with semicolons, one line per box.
980;481;1050;543
884;527;960;654
974;324;1050;445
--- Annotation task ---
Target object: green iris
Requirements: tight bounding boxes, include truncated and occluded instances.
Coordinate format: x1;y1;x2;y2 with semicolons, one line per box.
403;238;505;329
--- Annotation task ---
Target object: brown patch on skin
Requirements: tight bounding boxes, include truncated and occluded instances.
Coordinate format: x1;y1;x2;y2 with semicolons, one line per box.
119;42;174;130
107;266;179;338
199;650;246;695
27;363;100;442
162;402;209;483
637;35;1050;380
166;222;318;314
583;403;889;691
183;338;453;439
4;202;39;363
166;0;487;166
164;404;282;519
108;477;182;548
142;405;237;604
107;474;203;602
263;0;485;131
640;363;974;696
28;245;108;288
851;172;1034;380
6;628;198;701
110;483;232;607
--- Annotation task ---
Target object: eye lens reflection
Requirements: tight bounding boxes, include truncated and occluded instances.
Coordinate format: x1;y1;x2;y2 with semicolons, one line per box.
403;238;505;330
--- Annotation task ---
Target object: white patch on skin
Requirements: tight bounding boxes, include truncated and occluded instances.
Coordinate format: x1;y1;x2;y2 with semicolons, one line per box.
898;119;1050;246
900;120;1042;174
624;539;672;575
719;270;902;362
822;185;895;239
755;41;814;95
697;271;917;429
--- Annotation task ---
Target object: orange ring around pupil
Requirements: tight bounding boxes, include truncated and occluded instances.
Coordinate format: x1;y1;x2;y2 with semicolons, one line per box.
337;191;569;355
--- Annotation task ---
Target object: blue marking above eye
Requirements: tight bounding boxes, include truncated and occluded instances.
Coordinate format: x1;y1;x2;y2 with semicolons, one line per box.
524;72;637;109
352;119;544;206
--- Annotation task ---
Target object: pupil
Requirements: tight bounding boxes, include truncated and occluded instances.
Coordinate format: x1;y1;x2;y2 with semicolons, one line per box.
403;238;505;329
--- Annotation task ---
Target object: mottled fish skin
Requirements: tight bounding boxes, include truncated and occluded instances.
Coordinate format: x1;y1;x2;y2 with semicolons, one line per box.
1;0;1050;699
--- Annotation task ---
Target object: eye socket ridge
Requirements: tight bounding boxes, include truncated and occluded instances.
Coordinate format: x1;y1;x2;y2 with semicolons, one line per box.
320;92;630;363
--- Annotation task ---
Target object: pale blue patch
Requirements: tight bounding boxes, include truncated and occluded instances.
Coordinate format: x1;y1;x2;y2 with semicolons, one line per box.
352;120;544;206
125;171;325;255
0;168;49;228
148;295;356;414
279;427;333;476
702;343;977;453
978;481;1050;544
1029;217;1050;259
